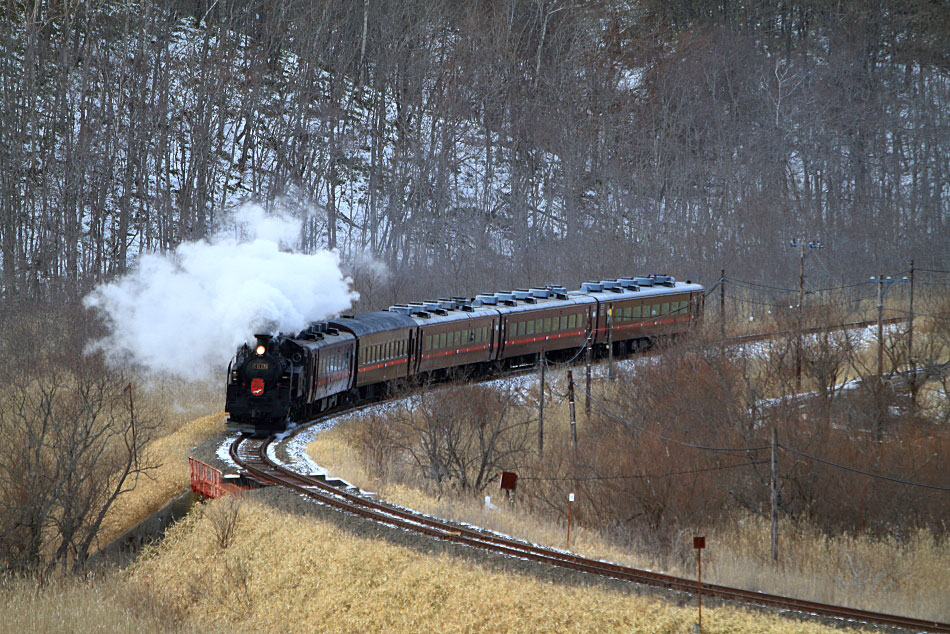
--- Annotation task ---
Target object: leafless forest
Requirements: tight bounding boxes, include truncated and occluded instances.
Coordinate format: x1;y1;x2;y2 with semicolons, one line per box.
1;0;948;306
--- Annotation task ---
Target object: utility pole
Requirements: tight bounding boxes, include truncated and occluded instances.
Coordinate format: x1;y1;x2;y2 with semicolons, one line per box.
719;269;725;342
607;306;615;380
908;260;916;409
568;369;577;460
770;427;778;563
871;274;907;440
538;352;545;457
585;342;592;419
789;240;823;391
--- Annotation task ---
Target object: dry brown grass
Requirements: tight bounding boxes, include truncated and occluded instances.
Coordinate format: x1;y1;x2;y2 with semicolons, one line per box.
128;490;876;633
97;409;224;546
307;376;950;623
0;572;200;634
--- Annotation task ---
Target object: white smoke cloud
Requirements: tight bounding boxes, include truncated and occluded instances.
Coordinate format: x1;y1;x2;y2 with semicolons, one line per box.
83;204;357;380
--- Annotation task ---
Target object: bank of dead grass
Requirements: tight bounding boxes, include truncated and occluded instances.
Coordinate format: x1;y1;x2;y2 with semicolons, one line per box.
308;408;950;623
128;490;875;633
0;572;199;634
98;409;225;546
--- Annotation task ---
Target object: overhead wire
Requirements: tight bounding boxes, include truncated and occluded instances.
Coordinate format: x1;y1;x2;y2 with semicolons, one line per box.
582;377;949;491
586;392;770;453
520;460;769;482
778;444;950;492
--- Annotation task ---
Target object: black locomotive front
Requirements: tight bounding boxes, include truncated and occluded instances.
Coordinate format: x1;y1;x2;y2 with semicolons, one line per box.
225;334;293;434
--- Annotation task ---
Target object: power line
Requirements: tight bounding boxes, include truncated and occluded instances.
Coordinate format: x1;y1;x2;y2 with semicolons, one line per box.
586;394;949;491
725;277;797;293
520;460;768;482
779;444;950;492
587;393;770;453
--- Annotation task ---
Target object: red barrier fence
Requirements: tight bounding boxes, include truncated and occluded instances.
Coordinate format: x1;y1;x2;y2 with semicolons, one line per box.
189;458;246;499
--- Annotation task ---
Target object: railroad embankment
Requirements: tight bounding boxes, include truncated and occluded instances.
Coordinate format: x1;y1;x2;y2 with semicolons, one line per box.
124;487;875;634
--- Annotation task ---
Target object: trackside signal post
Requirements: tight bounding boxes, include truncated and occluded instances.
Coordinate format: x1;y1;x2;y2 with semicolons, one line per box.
694;536;706;633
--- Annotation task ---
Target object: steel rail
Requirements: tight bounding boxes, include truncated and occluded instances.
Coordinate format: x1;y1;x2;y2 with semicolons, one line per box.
221;316;945;632
229;435;949;633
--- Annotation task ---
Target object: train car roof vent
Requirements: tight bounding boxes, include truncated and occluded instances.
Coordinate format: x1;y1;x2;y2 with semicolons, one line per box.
494;291;517;306
512;289;536;303
388;305;413;315
548;284;567;293
600;280;623;293
581;281;603;293
633;276;654;287
474;294;498;306
437;298;458;310
529;287;551;299
422;301;448;315
617;277;640;290
652;274;676;287
325;327;339;336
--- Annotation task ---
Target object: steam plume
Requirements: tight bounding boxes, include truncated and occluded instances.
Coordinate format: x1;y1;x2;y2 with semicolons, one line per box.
84;204;357;380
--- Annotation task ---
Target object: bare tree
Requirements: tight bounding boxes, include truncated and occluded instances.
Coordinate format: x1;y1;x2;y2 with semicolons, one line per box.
387;383;534;494
0;307;157;574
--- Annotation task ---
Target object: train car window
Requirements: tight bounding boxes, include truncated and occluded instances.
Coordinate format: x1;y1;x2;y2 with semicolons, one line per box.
624;307;632;320
439;332;446;348
482;326;488;342
633;306;641;318
662;302;670;315
526;320;534;335
568;314;575;329
560;315;567;330
651;305;658;316
542;317;550;332
475;328;481;343
534;318;542;333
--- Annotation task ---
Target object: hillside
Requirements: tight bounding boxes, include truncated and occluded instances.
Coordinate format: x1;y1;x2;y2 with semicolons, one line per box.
2;0;948;304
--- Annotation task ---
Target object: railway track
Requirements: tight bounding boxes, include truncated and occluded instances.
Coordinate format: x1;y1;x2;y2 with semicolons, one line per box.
229;433;949;633
222;316;945;633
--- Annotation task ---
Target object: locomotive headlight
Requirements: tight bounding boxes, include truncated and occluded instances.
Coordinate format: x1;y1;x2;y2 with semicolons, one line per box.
255;345;266;356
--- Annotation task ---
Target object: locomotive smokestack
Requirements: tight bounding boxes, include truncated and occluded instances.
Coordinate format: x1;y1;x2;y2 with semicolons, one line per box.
254;334;273;356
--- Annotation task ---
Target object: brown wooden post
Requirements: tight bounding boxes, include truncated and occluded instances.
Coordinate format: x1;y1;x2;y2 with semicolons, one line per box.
770;427;778;562
568;369;577;459
607;306;615;380
693;536;705;632
876;275;885;440
908;259;916;409
719;269;725;342
538;352;545;457
797;242;805;391
584;342;592;419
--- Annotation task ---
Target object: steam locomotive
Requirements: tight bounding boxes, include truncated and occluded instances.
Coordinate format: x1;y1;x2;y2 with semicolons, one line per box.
225;275;704;435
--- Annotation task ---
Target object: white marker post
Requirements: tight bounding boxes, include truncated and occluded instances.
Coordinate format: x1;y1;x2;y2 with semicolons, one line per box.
567;492;575;545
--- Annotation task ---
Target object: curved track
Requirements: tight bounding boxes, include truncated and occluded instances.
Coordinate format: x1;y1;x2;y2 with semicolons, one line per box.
229;433;949;633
